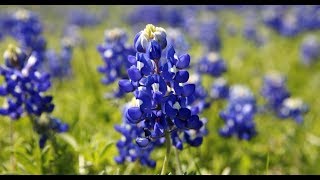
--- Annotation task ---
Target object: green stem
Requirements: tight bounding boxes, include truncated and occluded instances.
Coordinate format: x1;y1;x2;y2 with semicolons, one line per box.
10;120;16;172
40;148;45;174
49;135;59;174
160;131;171;175
174;148;183;175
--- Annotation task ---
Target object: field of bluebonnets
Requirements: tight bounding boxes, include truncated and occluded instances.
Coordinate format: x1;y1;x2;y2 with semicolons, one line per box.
0;5;319;175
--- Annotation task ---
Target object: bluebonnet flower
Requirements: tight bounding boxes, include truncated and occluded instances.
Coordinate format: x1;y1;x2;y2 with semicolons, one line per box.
261;72;290;113
210;77;229;100
197;52;227;77
165;28;190;57
119;24;205;150
0;44;68;148
296;5;320;31
278;12;300;37
277;98;308;123
197;19;221;52
262;6;320;37
44;37;74;78
300;35;320;66
243;13;267;47
5;9;47;63
67;8;102;28
185;73;211;115
62;25;85;47
97;28;135;98
114;102;163;168
262;6;286;33
219;85;257;140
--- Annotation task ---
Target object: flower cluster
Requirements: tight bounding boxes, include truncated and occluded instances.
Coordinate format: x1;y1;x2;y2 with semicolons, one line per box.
262;6;320;37
278;98;308;124
219;85;257;140
261;72;308;123
300;35;320;66
44;37;74;79
186;73;211;115
197;20;221;52
4;9;47;62
261;72;290;113
197;52;227;77
0;44;68;147
210;77;229;100
119;24;205;150
114;102;163;168
97;28;135;98
243;14;267;47
165;28;190;56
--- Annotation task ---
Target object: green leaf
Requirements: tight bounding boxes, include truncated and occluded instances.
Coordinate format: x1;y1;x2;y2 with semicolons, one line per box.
99;141;114;157
57;134;79;152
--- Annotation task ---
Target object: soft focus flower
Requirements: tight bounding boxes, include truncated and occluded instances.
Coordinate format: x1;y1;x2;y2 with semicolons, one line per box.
219;85;257;140
4;9;47;62
197;52;227;77
300;35;320;66
278;98;308;123
165;28;189;56
97;28;135;98
261;72;290;113
210;77;229;100
44;36;74;78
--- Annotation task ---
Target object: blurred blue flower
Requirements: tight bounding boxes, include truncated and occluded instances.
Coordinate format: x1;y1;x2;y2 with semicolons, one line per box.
97;28;135;98
261;72;290;113
4;9;47;62
44;37;74;79
165;28;190;56
210;77;229;100
300;35;320;66
219;85;257;140
197;20;221;52
197;52;227;77
278;98;308;123
243;13;267;47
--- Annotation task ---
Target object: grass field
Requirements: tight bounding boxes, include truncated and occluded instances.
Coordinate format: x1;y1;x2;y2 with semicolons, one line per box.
0;5;320;175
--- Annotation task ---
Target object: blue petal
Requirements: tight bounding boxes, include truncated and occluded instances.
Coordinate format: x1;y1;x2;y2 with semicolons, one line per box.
128;55;137;64
118;79;134;92
127;66;142;82
127;107;142;122
175;70;189;83
187;115;203;130
174;118;186;129
136;137;150;147
178;108;191;120
182;84;195;97
148;40;161;60
176;54;190;69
